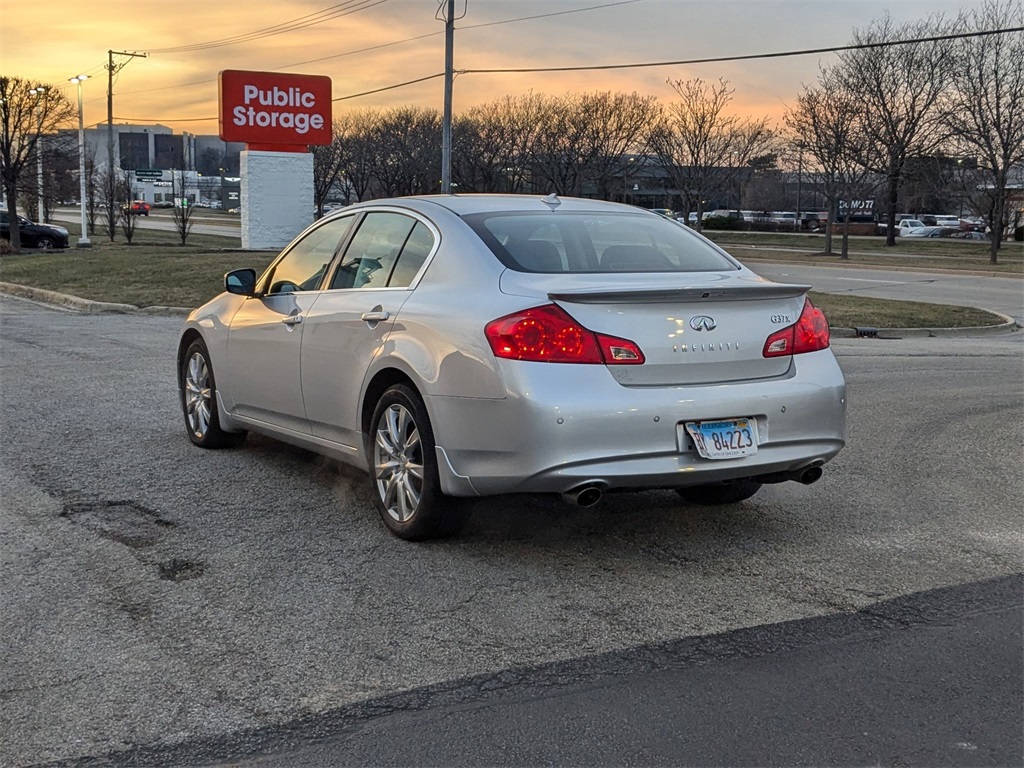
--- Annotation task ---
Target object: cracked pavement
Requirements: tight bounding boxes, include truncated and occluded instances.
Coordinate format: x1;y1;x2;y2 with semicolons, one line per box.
1;294;1021;766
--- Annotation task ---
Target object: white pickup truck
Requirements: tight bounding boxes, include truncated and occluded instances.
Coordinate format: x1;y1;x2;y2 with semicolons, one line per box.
897;219;926;235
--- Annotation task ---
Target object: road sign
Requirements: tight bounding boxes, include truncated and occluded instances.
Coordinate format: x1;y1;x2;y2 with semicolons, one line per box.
135;169;162;179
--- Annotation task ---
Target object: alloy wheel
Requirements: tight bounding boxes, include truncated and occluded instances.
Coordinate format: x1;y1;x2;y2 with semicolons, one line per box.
184;352;212;439
373;403;424;523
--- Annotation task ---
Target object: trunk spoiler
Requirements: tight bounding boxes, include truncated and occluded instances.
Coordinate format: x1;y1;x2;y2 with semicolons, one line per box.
548;283;812;304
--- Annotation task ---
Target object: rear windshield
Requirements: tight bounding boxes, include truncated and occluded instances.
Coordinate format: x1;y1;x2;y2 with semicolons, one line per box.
463;211;738;273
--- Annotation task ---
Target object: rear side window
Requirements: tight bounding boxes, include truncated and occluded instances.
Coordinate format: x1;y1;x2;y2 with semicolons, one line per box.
464;211;736;273
331;212;414;290
388;221;434;288
330;213;435;290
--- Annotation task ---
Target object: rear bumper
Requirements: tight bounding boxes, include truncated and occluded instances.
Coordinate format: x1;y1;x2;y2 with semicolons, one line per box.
427;349;846;497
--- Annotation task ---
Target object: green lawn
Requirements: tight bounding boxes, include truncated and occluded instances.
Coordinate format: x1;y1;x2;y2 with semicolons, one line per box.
0;232;1013;328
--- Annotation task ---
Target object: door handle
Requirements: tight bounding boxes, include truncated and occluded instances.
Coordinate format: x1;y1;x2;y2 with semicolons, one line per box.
281;315;303;325
360;310;390;322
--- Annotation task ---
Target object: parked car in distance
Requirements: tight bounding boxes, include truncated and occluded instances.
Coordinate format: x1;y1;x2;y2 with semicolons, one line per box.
903;226;947;238
897;219;926;235
124;200;150;216
649;208;679;219
770;212;798;229
0;211;69;249
177;194;847;540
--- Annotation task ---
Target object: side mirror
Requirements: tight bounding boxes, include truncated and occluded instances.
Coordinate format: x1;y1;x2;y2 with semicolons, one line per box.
225;268;257;296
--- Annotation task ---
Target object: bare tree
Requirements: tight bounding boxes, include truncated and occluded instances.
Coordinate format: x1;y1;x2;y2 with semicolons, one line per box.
0;76;75;251
786;67;876;258
116;169;140;244
646;78;774;230
367;107;441;197
837;14;952;246
170;170;196;245
944;0;1024;262
529;93;592;195
85;151;100;236
334;109;379;203
577;92;661;200
311;119;348;217
451;93;546;193
42;135;78;222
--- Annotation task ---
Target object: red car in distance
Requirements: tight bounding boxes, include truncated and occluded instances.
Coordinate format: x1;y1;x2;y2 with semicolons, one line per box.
126;201;151;216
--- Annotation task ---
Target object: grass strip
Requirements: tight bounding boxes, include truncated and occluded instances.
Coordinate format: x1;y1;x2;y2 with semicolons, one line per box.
0;238;1010;327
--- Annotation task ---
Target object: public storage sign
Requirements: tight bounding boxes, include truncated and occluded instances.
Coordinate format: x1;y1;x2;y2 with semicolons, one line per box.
219;70;332;149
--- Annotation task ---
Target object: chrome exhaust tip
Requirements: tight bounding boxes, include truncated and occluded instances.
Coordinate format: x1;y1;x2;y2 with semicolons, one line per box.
798;466;823;485
561;484;604;508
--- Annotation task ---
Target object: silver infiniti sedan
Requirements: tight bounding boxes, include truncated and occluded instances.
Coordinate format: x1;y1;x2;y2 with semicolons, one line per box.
177;194;846;540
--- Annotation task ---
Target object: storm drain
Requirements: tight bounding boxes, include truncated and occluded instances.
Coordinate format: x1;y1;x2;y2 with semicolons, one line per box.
60;500;173;549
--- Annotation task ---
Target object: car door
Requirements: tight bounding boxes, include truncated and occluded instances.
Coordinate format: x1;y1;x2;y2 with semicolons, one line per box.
224;215;355;433
301;210;437;448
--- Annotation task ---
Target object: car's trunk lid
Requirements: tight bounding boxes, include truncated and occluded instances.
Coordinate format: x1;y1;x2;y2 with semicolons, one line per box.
499;271;810;386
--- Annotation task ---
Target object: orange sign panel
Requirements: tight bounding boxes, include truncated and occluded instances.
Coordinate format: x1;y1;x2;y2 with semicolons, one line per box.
219;70;332;149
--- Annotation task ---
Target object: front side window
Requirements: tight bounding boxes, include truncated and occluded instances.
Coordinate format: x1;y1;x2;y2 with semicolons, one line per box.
465;211;737;273
330;212;418;290
264;216;354;295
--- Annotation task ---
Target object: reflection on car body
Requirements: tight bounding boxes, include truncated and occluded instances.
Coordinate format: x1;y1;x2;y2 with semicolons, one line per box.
177;195;847;540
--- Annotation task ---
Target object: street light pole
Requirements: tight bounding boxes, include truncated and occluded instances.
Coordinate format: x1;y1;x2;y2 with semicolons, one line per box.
70;75;91;248
28;86;46;221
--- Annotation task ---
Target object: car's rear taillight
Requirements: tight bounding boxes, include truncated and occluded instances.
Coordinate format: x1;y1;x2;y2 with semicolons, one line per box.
762;298;831;357
485;304;645;365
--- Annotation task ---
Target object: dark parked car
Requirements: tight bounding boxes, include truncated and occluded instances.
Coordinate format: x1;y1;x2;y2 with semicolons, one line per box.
0;211;69;249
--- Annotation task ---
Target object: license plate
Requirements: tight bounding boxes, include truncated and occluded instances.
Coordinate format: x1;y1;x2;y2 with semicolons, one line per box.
684;418;758;460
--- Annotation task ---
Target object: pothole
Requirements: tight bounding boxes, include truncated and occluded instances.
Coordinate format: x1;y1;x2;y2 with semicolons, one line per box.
157;558;205;582
61;500;173;549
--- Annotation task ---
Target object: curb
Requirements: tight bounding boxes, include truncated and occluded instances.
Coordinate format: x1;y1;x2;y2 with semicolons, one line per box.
831;311;1021;339
0;282;191;317
1;281;1020;336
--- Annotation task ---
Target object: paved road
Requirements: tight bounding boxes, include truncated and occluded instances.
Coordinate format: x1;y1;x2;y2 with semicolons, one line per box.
1;295;1020;766
753;262;1024;326
126;576;1020;767
52;207;243;238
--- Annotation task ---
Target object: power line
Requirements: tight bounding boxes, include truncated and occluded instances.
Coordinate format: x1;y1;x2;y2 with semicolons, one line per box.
110;0;645;97
99;22;1024;124
117;71;447;121
147;0;390;54
113;116;214;123
459;0;642;32
462;26;1024;74
334;72;447;101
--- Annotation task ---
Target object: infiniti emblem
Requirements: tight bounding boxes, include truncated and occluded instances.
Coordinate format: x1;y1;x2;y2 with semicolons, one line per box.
689;315;717;332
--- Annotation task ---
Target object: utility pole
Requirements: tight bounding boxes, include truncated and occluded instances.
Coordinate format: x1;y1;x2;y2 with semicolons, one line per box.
106;50;147;174
440;0;456;194
105;49;147;238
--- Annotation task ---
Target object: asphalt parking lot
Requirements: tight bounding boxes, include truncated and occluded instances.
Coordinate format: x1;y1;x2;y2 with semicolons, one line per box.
1;295;1021;766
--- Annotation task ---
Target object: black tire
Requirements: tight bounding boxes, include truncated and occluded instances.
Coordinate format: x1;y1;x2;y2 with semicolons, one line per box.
368;384;471;540
179;338;245;449
676;478;762;506
35;236;56;250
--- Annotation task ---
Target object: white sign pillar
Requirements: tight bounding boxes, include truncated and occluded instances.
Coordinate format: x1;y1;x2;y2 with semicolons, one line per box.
240;150;314;250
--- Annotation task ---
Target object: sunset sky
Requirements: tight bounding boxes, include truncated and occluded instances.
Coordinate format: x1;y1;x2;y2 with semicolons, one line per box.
2;0;982;137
